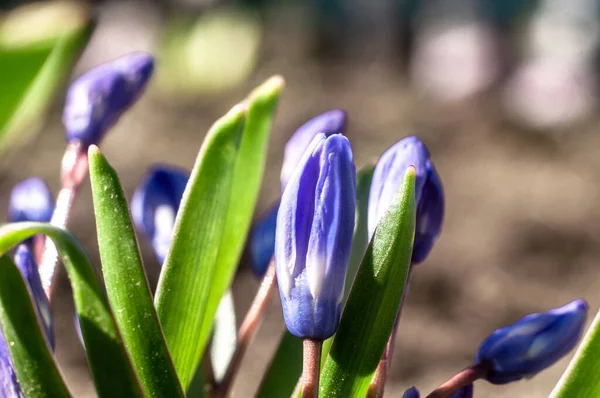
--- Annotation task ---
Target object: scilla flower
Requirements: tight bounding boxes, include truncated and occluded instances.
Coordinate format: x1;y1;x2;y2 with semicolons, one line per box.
475;299;588;384
130;165;189;264
402;385;473;398
275;133;356;340
250;110;347;277
280;109;347;188
8;178;54;223
0;245;55;397
249;202;279;277
369;136;443;264
63;52;154;146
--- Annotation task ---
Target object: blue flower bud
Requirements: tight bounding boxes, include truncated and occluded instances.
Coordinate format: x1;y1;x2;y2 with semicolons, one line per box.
402;387;420;398
249;202;279;277
13;245;54;350
275;133;356;340
369;136;444;264
7;178;54;223
0;333;22;398
63;52;155;146
475;299;588;384
131;165;189;264
281;109;347;188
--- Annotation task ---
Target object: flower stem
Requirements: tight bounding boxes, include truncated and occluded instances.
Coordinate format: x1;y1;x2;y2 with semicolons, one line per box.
214;261;277;397
39;142;89;301
424;362;490;398
302;339;322;398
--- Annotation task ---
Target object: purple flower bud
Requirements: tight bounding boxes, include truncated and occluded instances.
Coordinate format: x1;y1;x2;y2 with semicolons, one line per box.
280;110;347;189
249;202;279;277
131;165;189;264
63;52;155;146
0;333;22;398
402;387;420;398
275;133;356;340
368;136;444;264
475;299;588;384
8;178;54;223
13;245;54;350
450;384;473;398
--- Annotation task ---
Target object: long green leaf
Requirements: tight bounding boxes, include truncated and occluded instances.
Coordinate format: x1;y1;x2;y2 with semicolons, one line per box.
0;254;70;397
319;167;416;397
550;309;600;397
0;2;93;152
88;147;185;397
155;77;283;389
0;223;144;398
257;163;375;398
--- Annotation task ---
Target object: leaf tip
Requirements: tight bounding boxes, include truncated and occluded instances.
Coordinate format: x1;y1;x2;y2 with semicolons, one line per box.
88;144;100;157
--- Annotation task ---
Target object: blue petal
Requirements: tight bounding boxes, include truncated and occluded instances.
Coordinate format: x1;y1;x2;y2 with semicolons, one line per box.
13;245;54;350
0;333;23;398
402;387;420;398
250;202;279;277
64;52;154;146
131;165;189;264
281;109;347;188
7;178;54;223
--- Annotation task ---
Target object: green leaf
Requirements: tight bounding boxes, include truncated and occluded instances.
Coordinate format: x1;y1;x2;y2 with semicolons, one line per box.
258;164;376;398
155;77;282;389
88;147;185;397
550;309;600;397
319;167;416;398
0;254;70;397
0;222;144;398
0;2;93;152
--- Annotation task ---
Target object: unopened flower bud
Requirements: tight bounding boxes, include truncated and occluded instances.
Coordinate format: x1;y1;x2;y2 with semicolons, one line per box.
475;299;588;384
8;177;54;223
249;202;279;277
275;133;356;340
369;136;443;264
63;52;154;146
280;109;347;188
131;165;189;264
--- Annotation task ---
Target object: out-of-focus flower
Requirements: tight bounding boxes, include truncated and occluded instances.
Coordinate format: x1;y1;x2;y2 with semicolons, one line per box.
275;133;356;340
13;245;54;349
63;52;155;146
0;333;22;398
249;202;279;277
401;384;473;398
280;109;347;189
402;387;420;398
475;299;588;384
130;165;189;264
8;178;54;223
368;136;443;264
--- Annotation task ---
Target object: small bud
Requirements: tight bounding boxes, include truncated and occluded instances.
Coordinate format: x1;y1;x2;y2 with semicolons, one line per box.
402;387;420;398
249;202;279;277
8;177;54;223
131;165;189;264
63;52;155;146
275;133;356;340
369;136;444;264
280;109;347;188
475;299;588;384
13;245;54;350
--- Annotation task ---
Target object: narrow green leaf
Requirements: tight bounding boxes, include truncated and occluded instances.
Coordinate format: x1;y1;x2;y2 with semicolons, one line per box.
88;147;185;397
155;77;283;389
0;3;93;152
0;254;70;397
258;164;375;398
0;222;144;398
550;309;600;397
154;104;246;388
319;167;416;397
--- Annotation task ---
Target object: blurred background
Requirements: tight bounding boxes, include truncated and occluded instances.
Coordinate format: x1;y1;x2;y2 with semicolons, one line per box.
1;0;600;396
